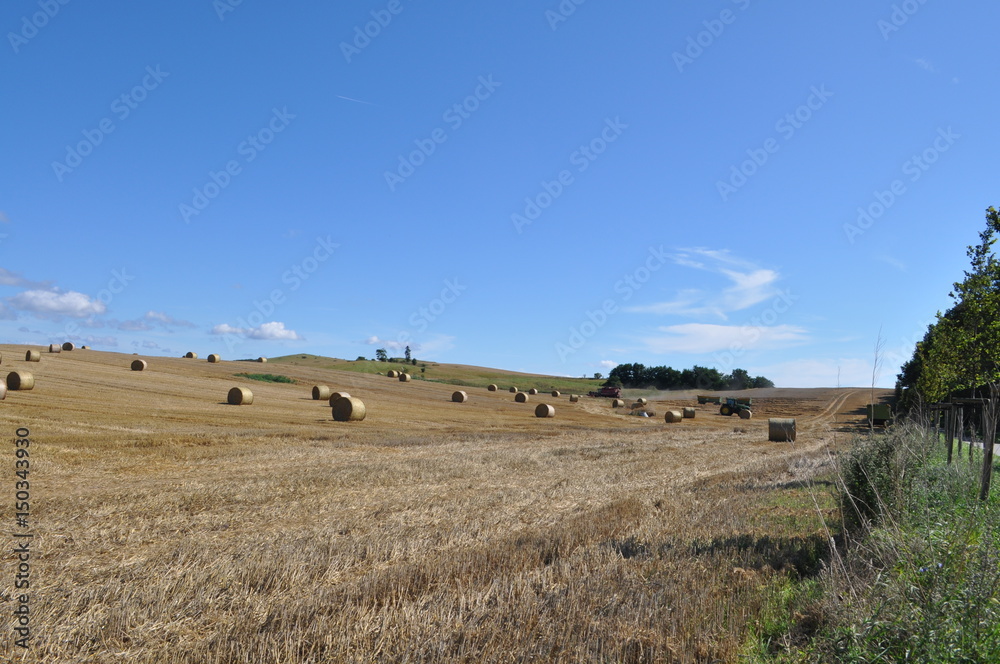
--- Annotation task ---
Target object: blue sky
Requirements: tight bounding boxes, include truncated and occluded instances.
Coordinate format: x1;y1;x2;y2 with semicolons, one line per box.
2;0;997;387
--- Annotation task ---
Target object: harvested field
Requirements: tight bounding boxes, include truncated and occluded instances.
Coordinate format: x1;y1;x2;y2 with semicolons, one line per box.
0;344;885;663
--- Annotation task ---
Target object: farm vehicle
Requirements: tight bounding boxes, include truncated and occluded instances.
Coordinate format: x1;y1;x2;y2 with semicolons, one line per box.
697;395;721;404
588;386;622;398
719;397;753;419
866;403;892;427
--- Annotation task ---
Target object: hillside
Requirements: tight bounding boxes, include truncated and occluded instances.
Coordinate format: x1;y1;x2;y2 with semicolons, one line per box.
0;343;890;662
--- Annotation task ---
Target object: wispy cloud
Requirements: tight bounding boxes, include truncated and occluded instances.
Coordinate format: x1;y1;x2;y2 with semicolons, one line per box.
362;334;455;356
0;268;53;289
876;255;907;272
212;321;302;340
640;323;808;354
143;311;195;328
914;58;937;73
626;248;781;320
753;358;881;388
337;95;378;106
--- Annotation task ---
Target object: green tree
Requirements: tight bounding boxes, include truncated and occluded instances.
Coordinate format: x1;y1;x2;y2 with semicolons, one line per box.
405;345;411;361
898;207;1000;404
375;348;388;362
727;368;752;390
593;373;603;380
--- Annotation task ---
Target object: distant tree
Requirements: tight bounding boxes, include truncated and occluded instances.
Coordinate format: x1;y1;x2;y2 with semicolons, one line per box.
593;373;603;380
727;368;752;390
751;375;775;388
411;358;417;365
604;375;623;389
375;348;388;362
355;356;367;361
405;345;412;361
420;367;425;375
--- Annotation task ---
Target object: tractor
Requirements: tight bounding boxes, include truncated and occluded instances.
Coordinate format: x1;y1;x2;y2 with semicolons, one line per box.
588;386;622;398
697;395;721;404
719;397;753;419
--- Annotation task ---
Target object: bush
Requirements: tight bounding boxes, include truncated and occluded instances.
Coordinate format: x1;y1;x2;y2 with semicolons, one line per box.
234;373;295;384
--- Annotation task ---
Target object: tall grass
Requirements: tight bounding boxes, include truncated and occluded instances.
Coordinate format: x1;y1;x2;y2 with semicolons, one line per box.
757;422;1000;662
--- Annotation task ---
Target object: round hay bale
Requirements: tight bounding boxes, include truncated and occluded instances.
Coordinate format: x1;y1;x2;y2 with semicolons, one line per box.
80;346;89;350
738;409;753;420
509;386;518;393
25;351;40;362
399;373;411;382
528;388;539;395
332;396;366;422
312;385;332;401
62;342;75;351
185;352;198;359
487;384;498;391
328;392;351;406
569;394;579;402
207;354;221;363
535;403;555;418
551;390;561;397
0;381;6;400
257;357;267;363
228;386;253;405
768;418;797;442
664;410;683;423
48;344;61;353
514;392;529;403
7;371;34;391
452;390;468;403
612;399;626;408
636;398;648;406
130;359;147;371
387;370;399;378
682;407;696;419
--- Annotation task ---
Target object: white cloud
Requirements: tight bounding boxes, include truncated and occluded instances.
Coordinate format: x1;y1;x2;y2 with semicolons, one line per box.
117;319;152;331
599;360;617;369
915;58;937;73
9;290;106;318
414;335;455;356
363;334;455;356
626;248;782;320
144;311;195;327
640;323;808;354
876;255;907;272
753;358;884;388
364;335;409;352
211;321;302;340
0;269;52;289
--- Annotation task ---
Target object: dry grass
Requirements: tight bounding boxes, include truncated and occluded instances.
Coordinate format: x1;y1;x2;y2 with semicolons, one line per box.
0;345;883;663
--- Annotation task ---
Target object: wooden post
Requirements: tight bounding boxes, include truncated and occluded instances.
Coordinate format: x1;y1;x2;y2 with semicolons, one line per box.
980;389;998;501
958;406;965;460
946;405;954;464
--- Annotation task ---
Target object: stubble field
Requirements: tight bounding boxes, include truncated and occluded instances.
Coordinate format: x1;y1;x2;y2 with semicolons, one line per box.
0;345;885;663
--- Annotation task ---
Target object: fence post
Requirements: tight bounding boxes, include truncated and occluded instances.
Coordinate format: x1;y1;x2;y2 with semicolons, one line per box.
979;388;998;501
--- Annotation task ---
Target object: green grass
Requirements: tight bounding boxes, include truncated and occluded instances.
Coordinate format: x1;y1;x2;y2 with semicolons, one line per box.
751;423;1000;662
233;372;296;384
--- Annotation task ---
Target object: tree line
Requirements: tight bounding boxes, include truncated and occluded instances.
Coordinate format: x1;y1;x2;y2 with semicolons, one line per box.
604;363;774;391
897;207;1000;408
